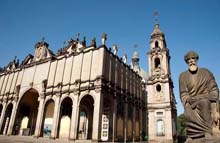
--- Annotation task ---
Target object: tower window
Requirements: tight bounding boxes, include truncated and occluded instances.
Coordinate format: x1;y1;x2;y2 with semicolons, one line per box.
156;112;163;116
156;119;165;136
156;84;161;92
154;58;160;69
155;41;159;47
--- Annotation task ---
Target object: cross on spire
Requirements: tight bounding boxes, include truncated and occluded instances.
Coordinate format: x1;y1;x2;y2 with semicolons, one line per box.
42;37;45;42
154;11;159;24
133;44;139;50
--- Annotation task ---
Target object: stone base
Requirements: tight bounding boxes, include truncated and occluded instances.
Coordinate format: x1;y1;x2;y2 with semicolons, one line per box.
205;137;220;143
148;139;173;143
185;136;220;143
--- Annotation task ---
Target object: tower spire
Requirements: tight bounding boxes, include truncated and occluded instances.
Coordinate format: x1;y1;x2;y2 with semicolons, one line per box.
151;11;164;37
147;17;177;142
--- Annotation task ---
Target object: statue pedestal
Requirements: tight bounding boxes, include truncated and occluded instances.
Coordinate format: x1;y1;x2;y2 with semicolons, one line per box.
205;136;220;143
185;136;220;143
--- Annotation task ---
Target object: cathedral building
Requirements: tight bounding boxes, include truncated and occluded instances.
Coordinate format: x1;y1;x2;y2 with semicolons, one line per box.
0;20;176;142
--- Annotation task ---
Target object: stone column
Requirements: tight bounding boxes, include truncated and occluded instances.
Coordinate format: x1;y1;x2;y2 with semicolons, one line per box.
123;97;128;143
0;102;7;132
7;100;17;135
139;106;143;141
112;96;117;142
50;95;61;139
34;96;45;137
132;103;136;142
69;94;79;140
92;91;103;142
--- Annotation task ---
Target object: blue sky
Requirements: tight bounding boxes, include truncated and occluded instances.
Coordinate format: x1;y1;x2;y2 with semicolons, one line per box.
1;0;220;115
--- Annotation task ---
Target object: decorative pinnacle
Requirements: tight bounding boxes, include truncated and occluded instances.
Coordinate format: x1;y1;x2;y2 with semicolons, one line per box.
63;40;66;48
76;33;80;40
41;37;45;42
102;33;107;45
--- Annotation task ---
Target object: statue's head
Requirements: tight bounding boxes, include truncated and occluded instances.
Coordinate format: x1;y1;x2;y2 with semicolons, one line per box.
184;51;199;72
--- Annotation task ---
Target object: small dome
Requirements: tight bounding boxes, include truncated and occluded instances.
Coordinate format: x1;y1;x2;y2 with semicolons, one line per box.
139;68;148;82
151;23;164;36
132;51;139;59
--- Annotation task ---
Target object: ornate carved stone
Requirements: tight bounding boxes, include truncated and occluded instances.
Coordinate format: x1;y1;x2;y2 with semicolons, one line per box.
101;33;107;45
3;96;8;103
13;95;19;102
34;38;54;62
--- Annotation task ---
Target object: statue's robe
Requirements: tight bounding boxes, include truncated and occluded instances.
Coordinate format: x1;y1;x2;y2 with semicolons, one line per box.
179;68;219;139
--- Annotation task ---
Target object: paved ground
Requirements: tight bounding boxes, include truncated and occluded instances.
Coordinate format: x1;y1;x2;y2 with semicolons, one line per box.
0;135;92;143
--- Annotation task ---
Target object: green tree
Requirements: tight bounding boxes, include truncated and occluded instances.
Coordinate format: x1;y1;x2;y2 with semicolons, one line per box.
177;114;186;143
177;113;185;136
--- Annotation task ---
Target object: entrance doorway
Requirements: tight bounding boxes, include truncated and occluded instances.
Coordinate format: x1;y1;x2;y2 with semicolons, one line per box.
13;89;39;136
1;103;13;135
58;97;72;138
77;95;94;140
42;99;54;137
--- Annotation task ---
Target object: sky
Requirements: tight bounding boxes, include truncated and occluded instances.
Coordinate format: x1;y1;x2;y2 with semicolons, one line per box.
0;0;220;115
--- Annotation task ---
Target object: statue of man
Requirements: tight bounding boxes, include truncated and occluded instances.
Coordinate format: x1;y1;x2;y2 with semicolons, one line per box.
179;51;220;141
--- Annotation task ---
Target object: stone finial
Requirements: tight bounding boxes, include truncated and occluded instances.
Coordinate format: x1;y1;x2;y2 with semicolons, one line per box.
113;44;118;55
82;36;86;47
68;38;74;45
122;54;127;64
101;33;107;45
92;37;96;47
76;33;80;41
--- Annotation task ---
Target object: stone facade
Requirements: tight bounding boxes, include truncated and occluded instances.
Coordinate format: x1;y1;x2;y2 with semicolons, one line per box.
0;21;177;142
0;35;147;142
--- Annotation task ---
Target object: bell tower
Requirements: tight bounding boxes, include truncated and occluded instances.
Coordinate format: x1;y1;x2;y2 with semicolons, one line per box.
147;14;177;143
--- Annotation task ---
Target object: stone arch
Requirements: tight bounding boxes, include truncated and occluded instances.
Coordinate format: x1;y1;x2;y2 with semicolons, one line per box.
41;99;55;137
154;57;161;69
77;94;94;140
43;97;55;108
155;41;159;48
57;96;73;138
18;86;41;101
78;93;95;107
0;103;13;134
12;88;39;136
60;94;74;104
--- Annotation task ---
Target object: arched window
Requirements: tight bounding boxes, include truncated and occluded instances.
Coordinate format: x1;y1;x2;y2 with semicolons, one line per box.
155;41;159;47
157;119;165;136
154;58;160;69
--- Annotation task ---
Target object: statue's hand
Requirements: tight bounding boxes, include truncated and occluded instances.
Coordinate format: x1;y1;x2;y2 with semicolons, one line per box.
211;111;220;126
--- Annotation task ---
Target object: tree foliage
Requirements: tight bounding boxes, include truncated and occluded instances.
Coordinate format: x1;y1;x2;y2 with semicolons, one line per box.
177;113;185;136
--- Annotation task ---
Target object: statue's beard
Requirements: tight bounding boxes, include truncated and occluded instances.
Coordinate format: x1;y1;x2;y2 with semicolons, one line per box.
189;64;197;72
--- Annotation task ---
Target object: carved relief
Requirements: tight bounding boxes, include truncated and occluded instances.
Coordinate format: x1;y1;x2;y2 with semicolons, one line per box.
34;38;54;62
